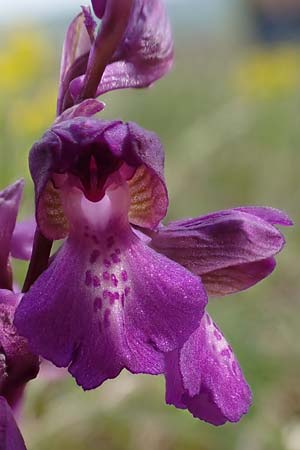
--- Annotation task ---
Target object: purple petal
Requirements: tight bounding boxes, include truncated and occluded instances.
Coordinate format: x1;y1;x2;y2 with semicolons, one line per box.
0;397;27;450
0;181;24;289
15;216;206;389
234;206;293;226
165;313;252;425
201;257;276;296
100;0;173;93
57;10;94;114
55;99;105;124
10;218;35;261
150;208;287;296
70;0;173;98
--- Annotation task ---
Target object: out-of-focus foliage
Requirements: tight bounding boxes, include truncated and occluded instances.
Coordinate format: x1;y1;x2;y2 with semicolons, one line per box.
1;19;300;450
0;27;57;189
235;46;300;99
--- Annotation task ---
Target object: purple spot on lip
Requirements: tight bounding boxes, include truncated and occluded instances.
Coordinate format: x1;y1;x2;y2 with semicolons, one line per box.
206;315;211;325
104;308;111;327
84;232;89;238
221;348;231;358
92;235;99;244
121;271;128;282
124;286;130;297
115;248;121;255
107;236;115;248
232;361;238;375
103;271;110;281
104;259;111;268
85;270;92;287
94;297;102;312
90;249;100;264
93;276;101;287
103;290;110;299
121;293;125;306
111;274;118;287
110;292;120;304
111;253;121;263
214;330;222;341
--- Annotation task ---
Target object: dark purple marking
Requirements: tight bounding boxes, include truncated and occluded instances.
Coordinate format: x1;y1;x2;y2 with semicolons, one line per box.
85;270;92;287
111;274;118;287
206;315;211;325
124;286;130;297
93;275;101;287
90;249;100;264
104;308;111;327
104;259;111;268
232;361;238;375
103;271;110;281
121;293;125;307
115;248;121;255
84;232;89;238
92;235;99;244
94;296;102;312
98;321;102;333
107;236;115;248
109;292;119;304
110;253;121;264
103;290;110;299
121;270;128;282
221;348;231;358
214;330;222;341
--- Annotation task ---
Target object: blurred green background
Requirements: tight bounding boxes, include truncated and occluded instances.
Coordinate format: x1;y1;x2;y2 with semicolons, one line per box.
1;1;300;449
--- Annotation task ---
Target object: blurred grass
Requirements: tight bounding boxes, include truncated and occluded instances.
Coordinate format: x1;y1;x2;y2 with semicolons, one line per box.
1;24;300;450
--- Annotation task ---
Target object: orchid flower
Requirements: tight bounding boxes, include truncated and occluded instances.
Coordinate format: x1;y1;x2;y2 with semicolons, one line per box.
14;110;291;423
12;0;292;428
14;115;207;389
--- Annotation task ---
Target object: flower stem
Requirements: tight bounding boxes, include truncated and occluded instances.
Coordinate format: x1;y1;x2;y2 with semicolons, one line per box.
22;230;53;293
77;0;133;101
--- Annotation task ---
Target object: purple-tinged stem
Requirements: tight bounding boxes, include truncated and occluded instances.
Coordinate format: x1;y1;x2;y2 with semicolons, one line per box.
77;0;133;102
22;230;52;293
0;263;12;291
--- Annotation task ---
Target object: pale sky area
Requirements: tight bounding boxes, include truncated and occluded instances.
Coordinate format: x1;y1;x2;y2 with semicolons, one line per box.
0;0;176;22
0;0;230;24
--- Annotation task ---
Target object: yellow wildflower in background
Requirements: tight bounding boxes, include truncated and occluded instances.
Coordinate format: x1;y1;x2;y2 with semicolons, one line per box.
8;83;57;138
0;27;54;95
235;45;300;99
0;26;57;182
